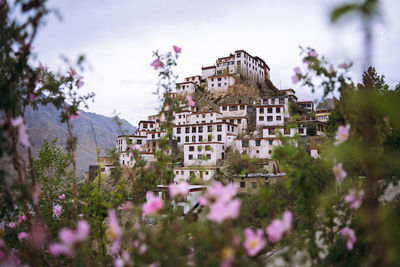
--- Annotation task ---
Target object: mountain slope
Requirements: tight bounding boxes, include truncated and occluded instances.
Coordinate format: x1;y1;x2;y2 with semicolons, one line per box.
25;104;136;174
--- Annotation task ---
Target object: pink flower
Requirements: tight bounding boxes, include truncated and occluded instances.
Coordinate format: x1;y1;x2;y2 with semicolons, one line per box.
186;94;195;107
8;222;17;228
142;191;164;215
118;201;132;211
344;189;364;210
169;182;190;197
77;76;84;88
338;62;352;69
199;194;208;206
58;194;66;200
32;184;41;205
207;199;241;223
340;227;356;250
266;211;292;243
10;116;30;147
329;64;334;73
18;232;29;241
335;124;350;146
70;67;77;77
138;243;147;255
131;144;143;152
243;228;266;256
150;58;164;69
29;93;35;100
291;67;302;84
308;49;318;57
208;182;238;204
332;162;347;183
53;204;63;217
69;111;80;120
107;209;122;255
49;220;90;257
18;215;27;223
173;45;182;53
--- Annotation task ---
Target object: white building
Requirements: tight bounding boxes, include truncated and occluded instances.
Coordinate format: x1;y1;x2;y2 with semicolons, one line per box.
206;75;236;93
183;142;225;167
173;167;217;182
187;111;222;124
234;138;281;159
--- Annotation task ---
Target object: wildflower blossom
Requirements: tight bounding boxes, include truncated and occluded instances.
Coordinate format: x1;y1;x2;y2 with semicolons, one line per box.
53;204;63;217
49;220;90;257
151;58;163;69
335;124;350;146
107;209;122;255
186;94;195;107
206;182;241;223
169;182;190;197
142;191;164;215
243;228;266;256
332;162;347;183
344;189;364;210
58;194;66;200
291;67;302;84
18;215;27;223
338;62;352;69
308;49;318;57
18;232;29;241
69;111;80;120
266;211;292;243
8;222;17;228
173;45;182;53
10;116;30;147
340;227;356;250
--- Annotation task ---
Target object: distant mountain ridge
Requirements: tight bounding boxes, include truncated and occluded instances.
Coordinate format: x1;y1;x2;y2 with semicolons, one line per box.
25;104;136;174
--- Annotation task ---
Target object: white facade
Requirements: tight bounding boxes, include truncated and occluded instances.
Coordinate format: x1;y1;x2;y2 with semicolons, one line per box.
201;66;216;80
206;75;235;93
262;126;305;138
256;105;285;127
173;122;238;146
187;111;222;124
173;167;217;182
234;138;281;159
183;142;225;167
220;104;248;117
176;81;196;94
174;111;191;125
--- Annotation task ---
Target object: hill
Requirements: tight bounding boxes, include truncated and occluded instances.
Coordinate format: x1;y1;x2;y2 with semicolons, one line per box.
25;104;136;174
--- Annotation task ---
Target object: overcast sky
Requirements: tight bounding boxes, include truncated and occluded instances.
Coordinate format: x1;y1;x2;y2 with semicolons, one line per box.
32;0;400;126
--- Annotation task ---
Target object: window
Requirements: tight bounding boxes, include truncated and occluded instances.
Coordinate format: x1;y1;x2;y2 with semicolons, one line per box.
299;128;304;134
279;98;284;104
237;119;242;124
189;154;193;160
177;137;181;142
208;126;213;132
202;114;206;118
276;107;281;113
268;128;275;135
152;134;155;139
211;78;214;81
229;106;238;111
284;128;290;135
192;136;196;142
259;116;264;121
240;105;245;110
185;136;189;142
267;108;273;113
137;139;142;144
218;78;222;81
189;146;194;152
217;125;222;131
222;106;227;111
240;182;245;188
255;140;261;146
178;115;182;119
272;99;276;104
259;108;264;114
181;171;184;175
208;135;212;141
268;140;273;145
218;83;221;87
185;127;190;133
267;116;273;121
237;60;241;65
217;135;222;141
198;126;203;133
242;140;249;147
276;116;281;121
198;154;202;160
199;135;203;141
205;145;211;151
206;154;211;160
192;127;197;133
175;171;179;175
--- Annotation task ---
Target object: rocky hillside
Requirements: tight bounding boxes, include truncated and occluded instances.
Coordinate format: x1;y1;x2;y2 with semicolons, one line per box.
25;104;136;175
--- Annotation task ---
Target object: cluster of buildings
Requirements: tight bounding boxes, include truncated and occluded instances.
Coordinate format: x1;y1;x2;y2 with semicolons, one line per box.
92;50;334;191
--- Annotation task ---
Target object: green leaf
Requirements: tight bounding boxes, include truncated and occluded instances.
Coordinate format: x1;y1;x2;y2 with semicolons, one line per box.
330;3;360;22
